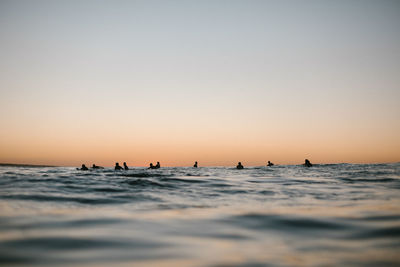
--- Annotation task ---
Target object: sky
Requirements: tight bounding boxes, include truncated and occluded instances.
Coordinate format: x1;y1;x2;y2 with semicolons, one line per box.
0;0;399;166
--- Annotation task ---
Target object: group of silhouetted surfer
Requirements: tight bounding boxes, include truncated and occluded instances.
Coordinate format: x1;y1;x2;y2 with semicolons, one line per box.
78;164;105;170
114;162;129;170
148;162;161;169
78;162;128;171
78;159;313;170
235;159;312;169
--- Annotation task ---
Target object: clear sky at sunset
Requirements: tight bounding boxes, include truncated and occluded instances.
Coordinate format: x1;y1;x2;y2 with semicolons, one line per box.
0;0;399;166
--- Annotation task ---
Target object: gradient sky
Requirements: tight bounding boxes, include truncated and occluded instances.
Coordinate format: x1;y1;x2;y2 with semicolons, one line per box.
0;0;399;166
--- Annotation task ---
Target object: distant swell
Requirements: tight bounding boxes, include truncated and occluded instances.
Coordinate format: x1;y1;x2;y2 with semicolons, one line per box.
339;177;396;183
0;194;126;204
125;179;176;189
222;213;348;231
121;172;172;178
160;177;207;183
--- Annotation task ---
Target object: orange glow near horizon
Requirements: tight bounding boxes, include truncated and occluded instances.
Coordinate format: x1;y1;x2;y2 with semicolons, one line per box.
1;121;399;166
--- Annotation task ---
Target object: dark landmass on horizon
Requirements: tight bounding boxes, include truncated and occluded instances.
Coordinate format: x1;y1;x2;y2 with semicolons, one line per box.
0;163;56;168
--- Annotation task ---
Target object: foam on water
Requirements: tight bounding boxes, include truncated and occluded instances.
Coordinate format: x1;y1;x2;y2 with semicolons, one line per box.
1;164;400;266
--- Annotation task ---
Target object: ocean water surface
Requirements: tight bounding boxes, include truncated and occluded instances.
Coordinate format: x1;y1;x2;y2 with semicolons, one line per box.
1;164;400;266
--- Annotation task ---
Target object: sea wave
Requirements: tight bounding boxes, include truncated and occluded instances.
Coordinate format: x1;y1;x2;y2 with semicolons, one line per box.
0;163;399;266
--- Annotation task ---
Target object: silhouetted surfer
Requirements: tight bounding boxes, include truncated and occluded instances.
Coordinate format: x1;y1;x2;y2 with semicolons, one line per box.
194;161;198;168
148;163;156;169
304;159;312;167
78;164;89;171
123;162;129;170
236;162;244;169
155;162;160;169
91;164;103;169
267;161;274;167
115;162;123;170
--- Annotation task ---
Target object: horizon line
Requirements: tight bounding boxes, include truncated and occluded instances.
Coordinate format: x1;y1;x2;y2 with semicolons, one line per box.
1;161;399;168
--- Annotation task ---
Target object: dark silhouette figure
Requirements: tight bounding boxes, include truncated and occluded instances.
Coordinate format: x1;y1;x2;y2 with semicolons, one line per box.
304;159;313;167
115;162;123;170
236;162;244;169
79;164;89;171
267;161;274;167
123;162;129;170
148;163;156;169
91;164;104;169
193;161;198;168
155;162;160;169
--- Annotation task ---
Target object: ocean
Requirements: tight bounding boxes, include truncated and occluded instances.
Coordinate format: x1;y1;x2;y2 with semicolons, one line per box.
0;163;399;267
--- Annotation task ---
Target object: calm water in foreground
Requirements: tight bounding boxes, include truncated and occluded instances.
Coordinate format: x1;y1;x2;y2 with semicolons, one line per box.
0;164;400;267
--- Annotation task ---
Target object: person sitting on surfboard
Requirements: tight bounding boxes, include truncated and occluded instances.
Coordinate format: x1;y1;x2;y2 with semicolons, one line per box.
193;161;198;168
123;162;129;170
155;162;160;169
236;162;244;169
79;164;89;171
148;163;156;169
115;162;123;170
267;161;274;167
304;159;312;167
92;164;103;169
